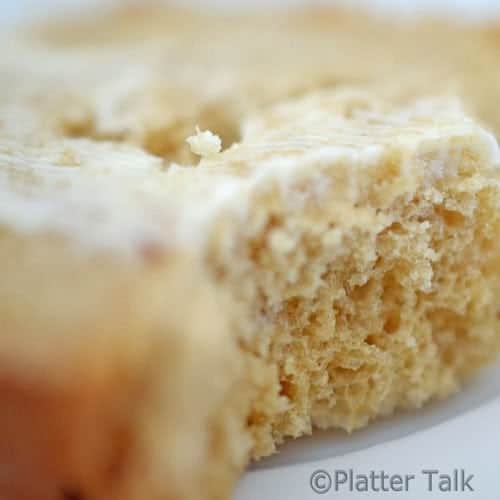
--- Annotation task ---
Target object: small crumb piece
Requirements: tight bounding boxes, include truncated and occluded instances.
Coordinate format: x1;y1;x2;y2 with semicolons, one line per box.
186;126;222;158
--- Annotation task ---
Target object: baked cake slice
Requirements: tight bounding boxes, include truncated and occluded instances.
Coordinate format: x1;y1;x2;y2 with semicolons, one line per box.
6;4;500;165
4;5;500;165
1;93;500;500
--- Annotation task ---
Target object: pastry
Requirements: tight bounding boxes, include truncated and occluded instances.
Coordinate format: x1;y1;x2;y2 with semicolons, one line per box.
1;91;500;499
2;5;500;500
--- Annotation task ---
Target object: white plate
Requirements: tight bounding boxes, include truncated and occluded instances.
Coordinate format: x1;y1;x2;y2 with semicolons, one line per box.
237;361;500;499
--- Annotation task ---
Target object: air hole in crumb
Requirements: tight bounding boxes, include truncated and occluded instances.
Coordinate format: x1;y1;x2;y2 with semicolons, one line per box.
383;313;400;334
385;221;404;235
279;379;296;399
246;411;266;426
350;280;374;301
285;298;301;319
437;207;465;228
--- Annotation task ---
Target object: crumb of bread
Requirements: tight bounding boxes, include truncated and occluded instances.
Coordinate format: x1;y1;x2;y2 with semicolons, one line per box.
186;127;222;158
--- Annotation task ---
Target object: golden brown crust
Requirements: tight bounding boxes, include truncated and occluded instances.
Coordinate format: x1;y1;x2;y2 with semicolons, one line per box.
0;230;251;500
0;374;134;500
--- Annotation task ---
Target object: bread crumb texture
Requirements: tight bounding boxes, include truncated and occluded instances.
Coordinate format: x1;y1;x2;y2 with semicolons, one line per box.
187;127;222;158
2;6;500;500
